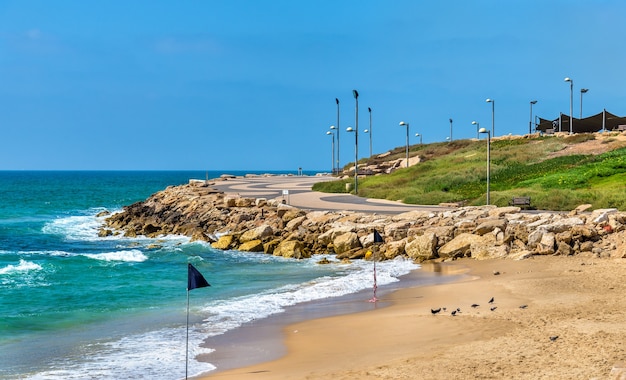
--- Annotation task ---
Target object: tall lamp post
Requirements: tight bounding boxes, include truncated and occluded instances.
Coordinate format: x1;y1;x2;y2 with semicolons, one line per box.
564;77;573;134
352;89;359;193
486;98;495;136
367;107;373;157
529;100;537;134
329;125;339;173
479;127;491;205
346;127;357;193
335;98;340;170
399;121;410;168
415;133;422;145
472;121;480;139
449;118;453;142
326;130;335;174
580;88;588;119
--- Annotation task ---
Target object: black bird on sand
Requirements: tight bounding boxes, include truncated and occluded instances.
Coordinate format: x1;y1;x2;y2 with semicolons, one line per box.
471;304;480;308
431;308;441;315
519;304;528;309
451;310;457;316
488;297;494;304
550;335;559;341
490;306;497;311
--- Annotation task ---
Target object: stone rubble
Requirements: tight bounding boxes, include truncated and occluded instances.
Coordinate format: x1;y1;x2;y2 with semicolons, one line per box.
101;183;626;262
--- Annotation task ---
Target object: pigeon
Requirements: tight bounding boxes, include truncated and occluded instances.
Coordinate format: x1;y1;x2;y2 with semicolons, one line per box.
519;304;528;309
488;297;494;304
451;310;457;316
431;308;441;315
442;307;447;311
490;306;497;311
549;335;559;341
457;307;461;312
471;304;480;308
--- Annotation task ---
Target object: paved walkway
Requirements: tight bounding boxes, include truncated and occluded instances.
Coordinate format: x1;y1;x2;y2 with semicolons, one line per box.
208;175;449;215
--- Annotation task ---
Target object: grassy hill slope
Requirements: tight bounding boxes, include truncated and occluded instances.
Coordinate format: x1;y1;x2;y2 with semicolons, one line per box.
313;133;626;211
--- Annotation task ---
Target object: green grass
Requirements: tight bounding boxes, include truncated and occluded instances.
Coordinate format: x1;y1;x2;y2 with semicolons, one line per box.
312;135;626;211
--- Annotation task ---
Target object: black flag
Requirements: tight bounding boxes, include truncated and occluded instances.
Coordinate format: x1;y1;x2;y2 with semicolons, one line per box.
373;229;384;243
187;263;210;291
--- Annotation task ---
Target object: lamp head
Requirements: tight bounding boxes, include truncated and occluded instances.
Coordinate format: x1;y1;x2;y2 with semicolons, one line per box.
479;127;488;134
530;100;537;105
364;129;369;133
486;98;493;103
564;77;572;82
399;121;408;126
326;131;332;135
368;107;371;113
472;121;478;125
352;90;359;99
335;98;339;104
449;118;453;123
346;127;354;132
415;133;420;137
581;88;589;93
330;125;336;130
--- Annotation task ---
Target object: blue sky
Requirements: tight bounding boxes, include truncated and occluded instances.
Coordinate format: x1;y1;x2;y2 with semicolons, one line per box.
1;0;625;171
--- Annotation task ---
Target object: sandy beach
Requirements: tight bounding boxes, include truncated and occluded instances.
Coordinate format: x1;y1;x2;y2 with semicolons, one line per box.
203;254;626;379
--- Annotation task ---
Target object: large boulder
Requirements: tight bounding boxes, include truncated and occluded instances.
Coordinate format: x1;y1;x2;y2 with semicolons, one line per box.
239;224;274;243
535;232;556;255
333;232;361;254
238;240;264;252
211;235;235;250
405;232;438;262
473;219;507;236
383;239;406;259
273;240;309;259
438;233;484;259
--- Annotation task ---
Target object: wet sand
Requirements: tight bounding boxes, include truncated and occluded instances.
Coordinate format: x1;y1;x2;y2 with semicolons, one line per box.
202;255;626;379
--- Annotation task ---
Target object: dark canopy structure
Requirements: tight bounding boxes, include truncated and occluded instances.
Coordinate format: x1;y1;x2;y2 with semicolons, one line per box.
536;110;626;134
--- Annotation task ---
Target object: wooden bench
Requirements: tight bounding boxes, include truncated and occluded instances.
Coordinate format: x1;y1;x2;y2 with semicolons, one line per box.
509;196;531;208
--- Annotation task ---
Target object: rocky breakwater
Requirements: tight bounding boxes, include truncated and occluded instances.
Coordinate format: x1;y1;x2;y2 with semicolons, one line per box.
101;183;626;262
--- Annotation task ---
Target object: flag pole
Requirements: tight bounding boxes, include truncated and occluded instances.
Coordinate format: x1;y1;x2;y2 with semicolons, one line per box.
185;263;210;380
186;288;190;380
369;229;384;303
368;249;378;303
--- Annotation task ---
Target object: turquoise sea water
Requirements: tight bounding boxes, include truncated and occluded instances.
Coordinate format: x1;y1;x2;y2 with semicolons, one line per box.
0;171;423;379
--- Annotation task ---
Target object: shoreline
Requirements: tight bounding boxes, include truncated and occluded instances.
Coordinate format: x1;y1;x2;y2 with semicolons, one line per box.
202;255;626;379
195;262;466;377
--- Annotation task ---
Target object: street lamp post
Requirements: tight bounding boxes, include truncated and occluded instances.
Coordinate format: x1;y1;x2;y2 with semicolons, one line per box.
479;127;491;205
415;133;422;145
329;125;339;173
367;107;372;157
326;130;335;174
580;88;588;119
486;98;495;137
529;100;537;134
564;77;573;134
449;118;453;142
335;98;340;171
353;90;359;193
346;127;357;193
472;121;480;139
399;121;410;168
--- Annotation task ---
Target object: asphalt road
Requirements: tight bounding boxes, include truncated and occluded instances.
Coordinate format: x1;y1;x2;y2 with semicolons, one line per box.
207;175;449;215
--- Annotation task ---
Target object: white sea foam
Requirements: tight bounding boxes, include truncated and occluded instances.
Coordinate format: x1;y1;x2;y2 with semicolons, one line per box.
82;249;148;262
16;255;419;380
0;259;42;275
199;256;419;337
42;211;106;241
23;326;215;380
